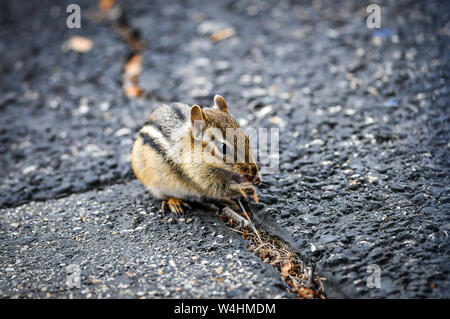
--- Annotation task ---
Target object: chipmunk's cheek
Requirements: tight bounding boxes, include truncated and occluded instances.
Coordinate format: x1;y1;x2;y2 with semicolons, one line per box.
227;172;245;184
236;175;246;184
252;173;262;186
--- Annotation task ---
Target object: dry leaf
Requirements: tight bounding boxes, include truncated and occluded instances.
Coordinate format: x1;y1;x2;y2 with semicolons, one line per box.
124;84;141;97
282;261;292;279
297;287;315;299
123;54;142;97
211;27;236;43
98;0;115;12
123;54;142;77
64;36;93;53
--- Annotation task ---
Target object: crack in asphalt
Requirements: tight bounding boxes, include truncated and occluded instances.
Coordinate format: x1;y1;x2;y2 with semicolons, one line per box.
94;2;169;103
93;0;327;298
223;202;326;298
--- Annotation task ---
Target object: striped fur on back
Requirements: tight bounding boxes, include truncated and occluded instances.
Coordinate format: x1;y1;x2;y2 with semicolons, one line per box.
136;103;206;194
131;96;261;202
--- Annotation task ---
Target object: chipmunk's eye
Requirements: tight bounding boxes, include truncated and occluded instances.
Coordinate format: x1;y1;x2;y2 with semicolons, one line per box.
222;143;227;155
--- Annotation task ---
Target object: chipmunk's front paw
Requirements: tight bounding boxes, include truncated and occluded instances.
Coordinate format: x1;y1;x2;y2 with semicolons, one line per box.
161;198;191;216
235;182;256;199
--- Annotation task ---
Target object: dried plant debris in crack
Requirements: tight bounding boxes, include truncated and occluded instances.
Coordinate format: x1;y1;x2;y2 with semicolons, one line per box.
89;0;146;97
123;54;143;97
220;207;326;299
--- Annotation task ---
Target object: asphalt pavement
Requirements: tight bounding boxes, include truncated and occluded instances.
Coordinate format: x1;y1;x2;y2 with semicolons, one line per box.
0;0;448;298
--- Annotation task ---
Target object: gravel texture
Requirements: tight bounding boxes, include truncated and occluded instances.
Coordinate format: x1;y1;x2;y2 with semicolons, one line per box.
0;0;449;298
0;181;289;298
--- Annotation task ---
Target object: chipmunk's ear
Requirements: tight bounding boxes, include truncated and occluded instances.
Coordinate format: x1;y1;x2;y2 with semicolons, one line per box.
190;105;207;137
214;95;228;113
190;104;208;124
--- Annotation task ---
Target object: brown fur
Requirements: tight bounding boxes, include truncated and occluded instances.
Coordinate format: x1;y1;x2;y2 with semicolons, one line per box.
131;96;261;204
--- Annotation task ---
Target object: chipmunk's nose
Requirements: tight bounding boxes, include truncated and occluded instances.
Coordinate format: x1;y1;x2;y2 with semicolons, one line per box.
252;172;262;186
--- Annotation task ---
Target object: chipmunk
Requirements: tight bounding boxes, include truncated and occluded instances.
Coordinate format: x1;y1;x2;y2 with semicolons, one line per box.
131;95;262;215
